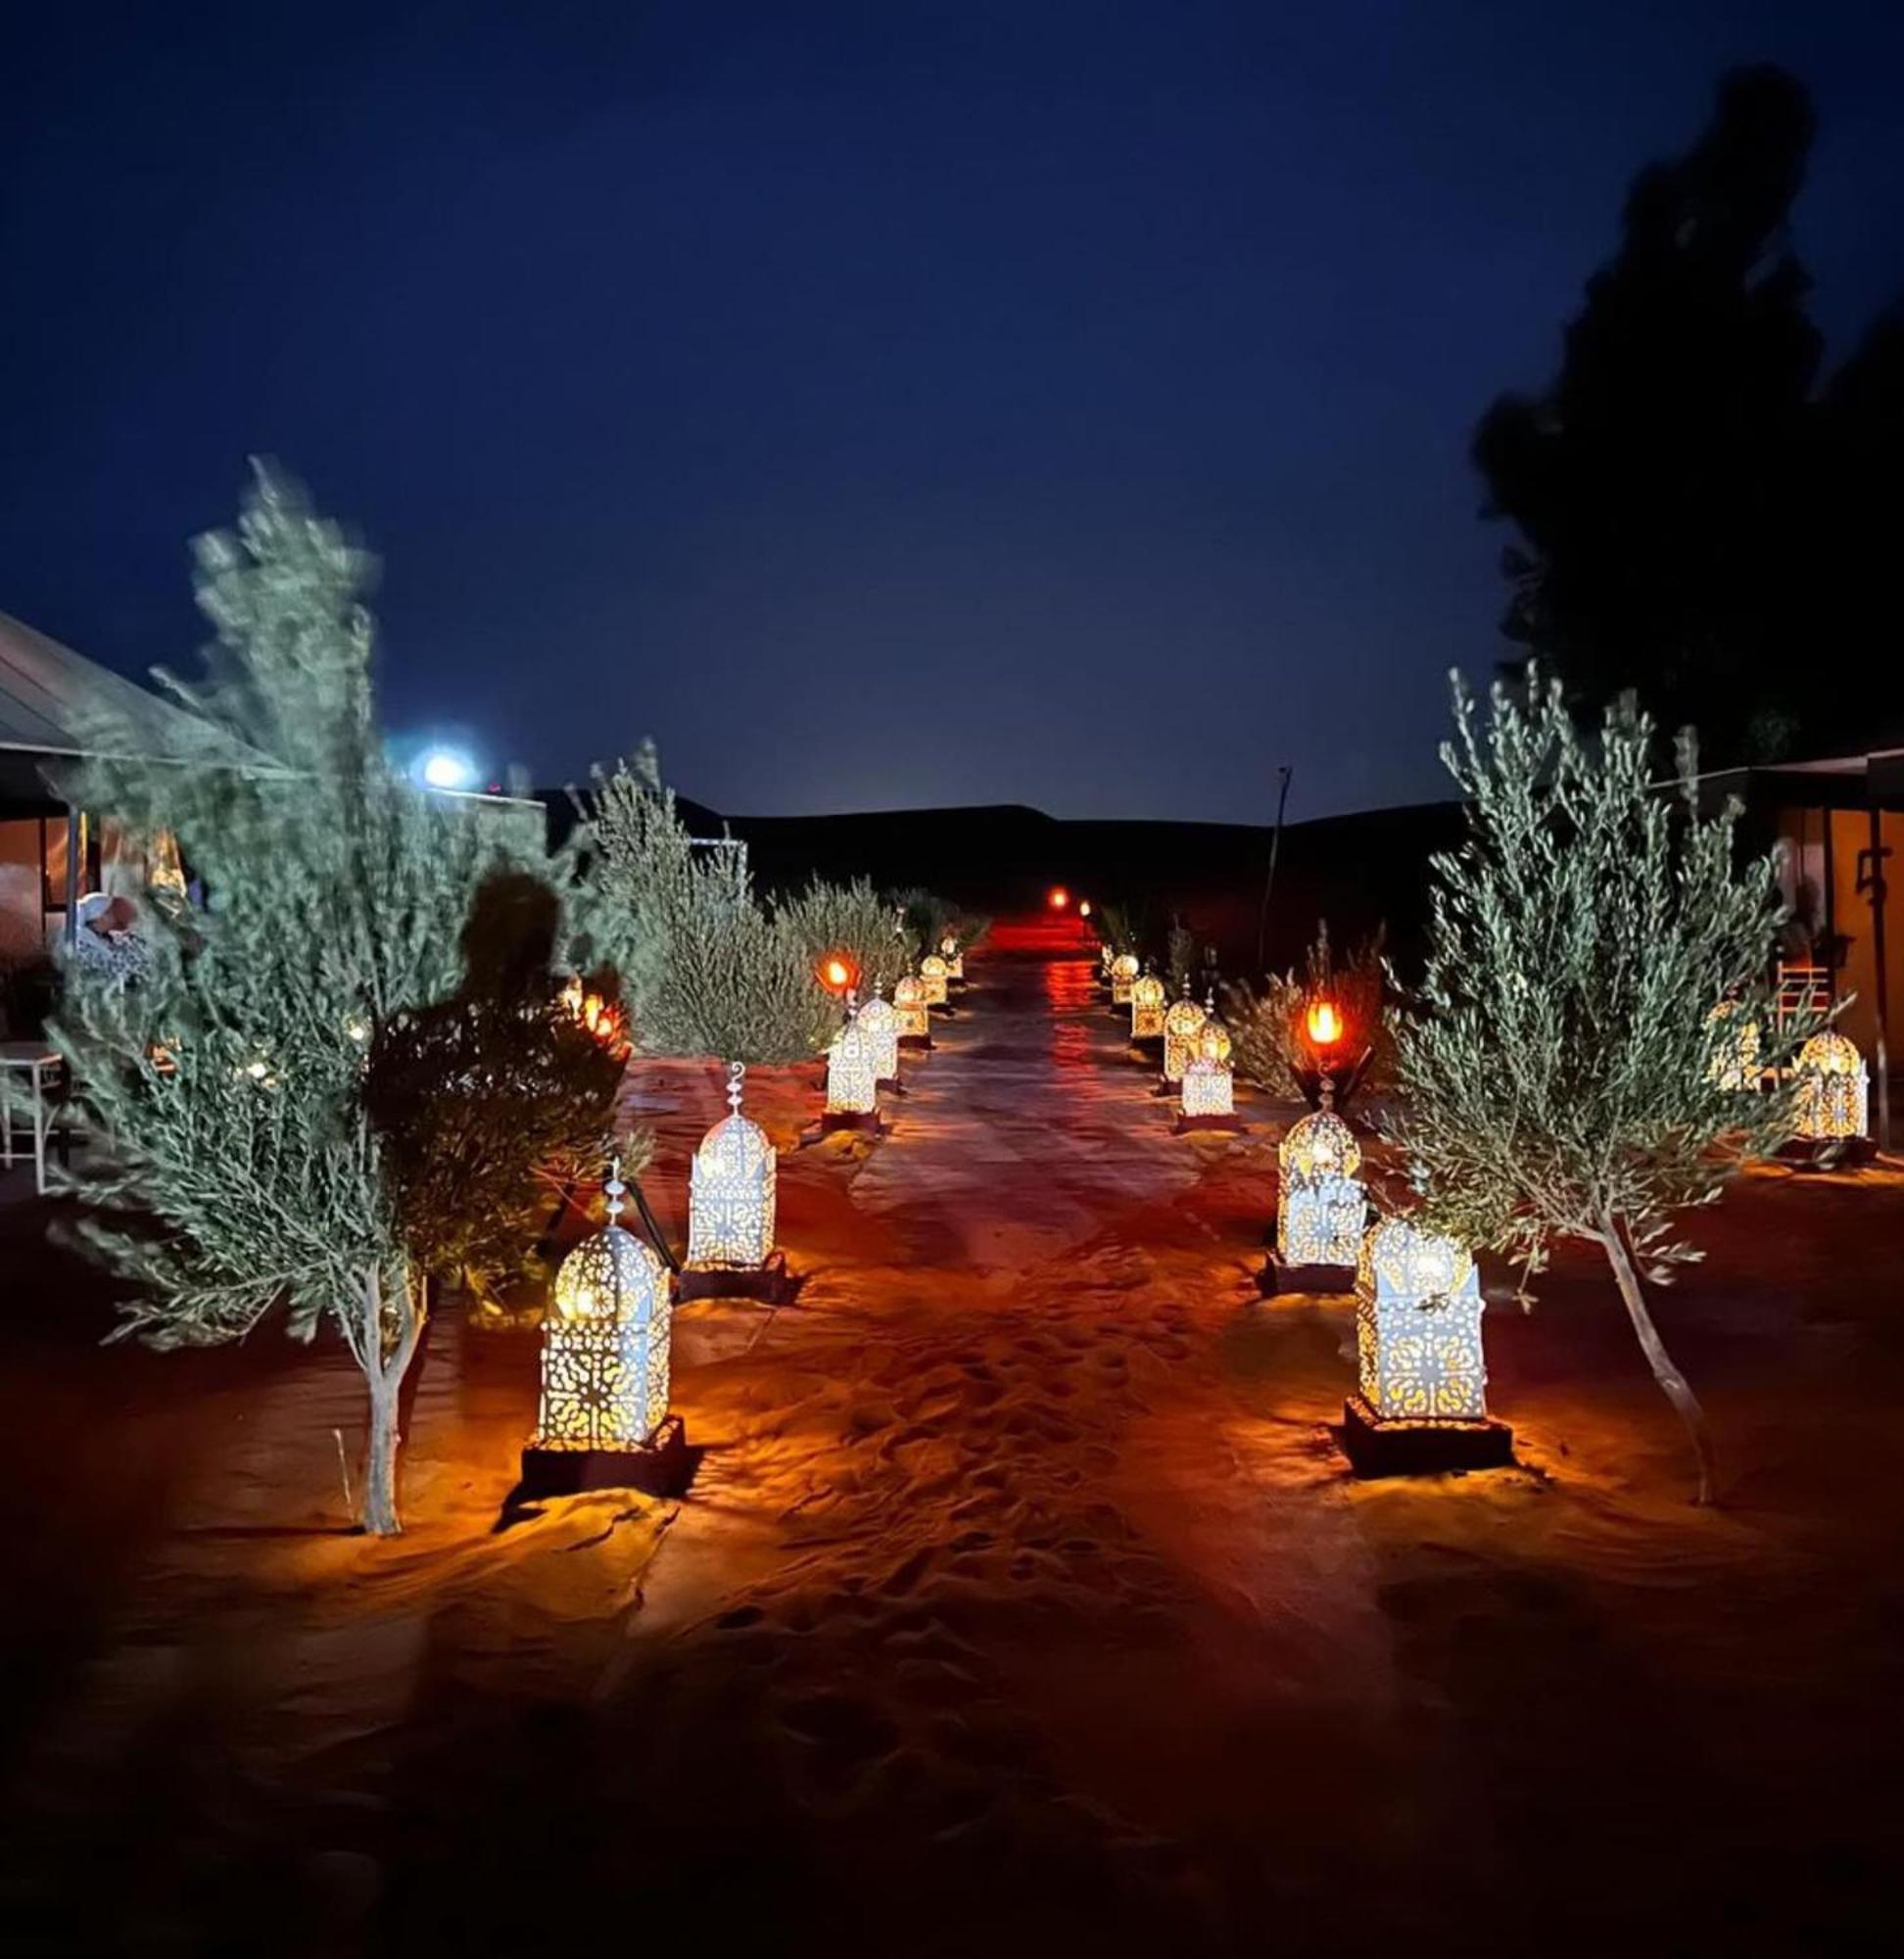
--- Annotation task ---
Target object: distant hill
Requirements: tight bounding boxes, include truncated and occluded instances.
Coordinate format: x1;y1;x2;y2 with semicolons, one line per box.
546;788;1465;977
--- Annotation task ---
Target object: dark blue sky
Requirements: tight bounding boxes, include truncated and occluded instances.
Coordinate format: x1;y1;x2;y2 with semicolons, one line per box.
5;2;1901;823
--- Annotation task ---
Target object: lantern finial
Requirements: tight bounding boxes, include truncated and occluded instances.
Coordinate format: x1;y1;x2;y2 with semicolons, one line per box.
727;1060;745;1117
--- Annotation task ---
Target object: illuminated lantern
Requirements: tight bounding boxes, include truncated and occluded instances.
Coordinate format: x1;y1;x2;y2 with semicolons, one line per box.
1179;1052;1234;1121
1354;1219;1488;1421
894;974;931;1046
1341;1218;1512;1476
1162;989;1209;1084
1793;1030;1868;1141
857;989;901;1085
1706;1000;1762;1091
686;1064;775;1272
532;1163;671;1453
1276;1112;1365;1270
939;933;965;982
826;1018;881;1116
1129;970;1166;1042
1078;900;1092;919
920;953;950;1007
1049;886;1071;910
1111;953;1140;1006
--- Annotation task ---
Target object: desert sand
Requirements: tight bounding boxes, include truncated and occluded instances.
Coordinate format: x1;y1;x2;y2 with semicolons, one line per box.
3;947;1902;1955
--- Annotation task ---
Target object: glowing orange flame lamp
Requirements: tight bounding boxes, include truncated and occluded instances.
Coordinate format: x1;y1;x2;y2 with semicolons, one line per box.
817;952;860;999
1301;995;1370;1114
1306;999;1344;1049
1047;885;1070;910
562;976;632;1060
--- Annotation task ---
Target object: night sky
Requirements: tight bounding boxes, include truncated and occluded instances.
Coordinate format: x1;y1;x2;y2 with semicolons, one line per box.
6;3;1902;824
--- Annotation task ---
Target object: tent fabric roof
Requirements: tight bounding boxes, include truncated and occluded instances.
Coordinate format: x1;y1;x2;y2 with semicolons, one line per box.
0;609;226;763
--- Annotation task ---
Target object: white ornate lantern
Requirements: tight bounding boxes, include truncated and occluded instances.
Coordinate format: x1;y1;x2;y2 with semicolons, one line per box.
1277;1112;1365;1269
1354;1218;1489;1424
687;1064;776;1271
939;933;964;982
826;1018;880;1115
1162;990;1208;1084
1794;1030;1868;1140
1111;952;1140;1006
533;1164;671;1452
893;974;930;1043
1130;970;1166;1041
1705;1000;1762;1091
920;953;950;1007
857;989;901;1083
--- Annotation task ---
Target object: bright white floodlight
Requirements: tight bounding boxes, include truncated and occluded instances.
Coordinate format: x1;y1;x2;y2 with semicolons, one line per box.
419;747;476;790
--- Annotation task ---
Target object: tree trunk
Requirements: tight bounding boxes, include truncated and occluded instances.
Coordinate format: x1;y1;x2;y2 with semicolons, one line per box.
1599;1217;1716;1505
361;1359;404;1536
356;1265;425;1537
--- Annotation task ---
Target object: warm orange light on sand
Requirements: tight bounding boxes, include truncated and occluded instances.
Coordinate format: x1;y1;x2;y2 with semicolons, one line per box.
1048;886;1071;910
1307;999;1343;1047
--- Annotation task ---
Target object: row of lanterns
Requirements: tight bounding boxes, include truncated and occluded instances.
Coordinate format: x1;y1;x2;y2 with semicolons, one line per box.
1099;941;1500;1469
1102;949;1241;1130
524;934;969;1487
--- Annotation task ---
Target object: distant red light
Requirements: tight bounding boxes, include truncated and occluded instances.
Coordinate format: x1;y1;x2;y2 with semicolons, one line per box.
1048;886;1071;910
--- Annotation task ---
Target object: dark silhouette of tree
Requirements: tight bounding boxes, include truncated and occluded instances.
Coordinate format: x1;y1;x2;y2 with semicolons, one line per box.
1474;66;1904;763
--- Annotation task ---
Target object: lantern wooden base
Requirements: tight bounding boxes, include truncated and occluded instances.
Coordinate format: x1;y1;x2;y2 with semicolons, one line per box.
1258;1259;1355;1298
517;1415;697;1502
1127;1036;1164;1059
1173;1113;1246;1135
877;1075;908;1096
803;1109;885;1144
1777;1135;1877;1168
899;1032;933;1052
928;1002;960;1018
1339;1397;1513;1478
675;1251;803;1307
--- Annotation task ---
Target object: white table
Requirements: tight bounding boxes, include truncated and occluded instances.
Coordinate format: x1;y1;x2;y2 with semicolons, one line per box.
1;1043;64;1196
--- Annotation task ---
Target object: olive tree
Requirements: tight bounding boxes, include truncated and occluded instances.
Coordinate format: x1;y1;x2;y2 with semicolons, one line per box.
1389;673;1819;1503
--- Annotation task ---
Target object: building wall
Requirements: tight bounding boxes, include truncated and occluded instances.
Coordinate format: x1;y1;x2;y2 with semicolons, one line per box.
1825;807;1903;1064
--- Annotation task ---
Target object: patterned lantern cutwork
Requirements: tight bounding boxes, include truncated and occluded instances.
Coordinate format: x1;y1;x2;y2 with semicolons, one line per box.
687;1064;776;1270
1277;1111;1365;1267
1112;953;1140;1006
826;1019;880;1115
1130;971;1166;1041
535;1168;670;1450
939;934;965;982
1162;993;1208;1083
1706;1000;1762;1091
857;991;900;1081
1195;1011;1231;1069
920;954;950;1006
893;975;930;1040
1355;1218;1489;1423
1179;1053;1234;1119
1793;1030;1868;1140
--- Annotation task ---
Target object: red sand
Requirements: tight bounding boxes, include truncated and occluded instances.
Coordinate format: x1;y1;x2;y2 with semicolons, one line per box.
3;951;1903;1955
